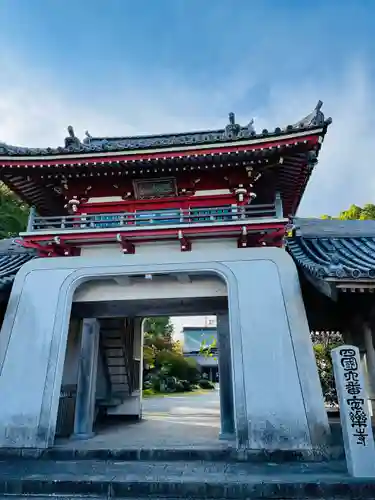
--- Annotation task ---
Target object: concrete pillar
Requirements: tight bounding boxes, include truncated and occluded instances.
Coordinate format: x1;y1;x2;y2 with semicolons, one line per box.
73;318;100;438
134;317;143;394
217;313;235;439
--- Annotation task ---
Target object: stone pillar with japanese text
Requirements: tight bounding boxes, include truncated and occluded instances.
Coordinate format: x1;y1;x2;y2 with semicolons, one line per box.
332;345;375;477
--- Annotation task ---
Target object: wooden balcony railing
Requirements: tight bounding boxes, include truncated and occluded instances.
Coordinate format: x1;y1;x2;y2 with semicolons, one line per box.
25;200;284;234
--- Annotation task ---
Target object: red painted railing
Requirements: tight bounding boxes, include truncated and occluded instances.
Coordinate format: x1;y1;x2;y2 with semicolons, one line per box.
26;202;282;233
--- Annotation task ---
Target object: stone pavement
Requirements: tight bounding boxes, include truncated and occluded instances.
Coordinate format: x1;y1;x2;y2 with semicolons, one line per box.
56;390;224;450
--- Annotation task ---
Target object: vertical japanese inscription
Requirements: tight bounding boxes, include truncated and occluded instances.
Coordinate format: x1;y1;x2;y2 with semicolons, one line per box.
340;348;368;446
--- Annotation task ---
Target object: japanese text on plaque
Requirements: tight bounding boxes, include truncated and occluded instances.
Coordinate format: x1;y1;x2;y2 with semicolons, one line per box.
340;348;368;446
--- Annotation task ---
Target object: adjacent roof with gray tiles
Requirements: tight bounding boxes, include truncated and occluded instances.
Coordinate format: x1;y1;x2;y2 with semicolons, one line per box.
0;239;35;291
287;218;375;280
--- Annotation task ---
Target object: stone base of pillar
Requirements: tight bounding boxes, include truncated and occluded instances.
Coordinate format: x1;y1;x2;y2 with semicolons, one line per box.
219;431;236;441
71;432;95;440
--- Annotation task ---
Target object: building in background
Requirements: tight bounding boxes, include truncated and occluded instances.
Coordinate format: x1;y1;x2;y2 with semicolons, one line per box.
182;325;218;381
171;315;216;342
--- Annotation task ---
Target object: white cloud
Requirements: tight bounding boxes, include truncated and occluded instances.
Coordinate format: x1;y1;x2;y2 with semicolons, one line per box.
299;65;375;216
0;55;374;217
249;61;375;217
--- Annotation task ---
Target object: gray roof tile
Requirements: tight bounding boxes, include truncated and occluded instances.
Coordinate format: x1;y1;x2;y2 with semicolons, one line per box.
287;218;375;279
0;239;35;291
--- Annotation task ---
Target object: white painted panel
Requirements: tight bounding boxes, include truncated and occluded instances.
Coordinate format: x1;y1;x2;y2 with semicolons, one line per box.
80;245;122;257
193;239;236;252
81;239;237;258
87;196;123;203
74;277;226;302
194;189;231;196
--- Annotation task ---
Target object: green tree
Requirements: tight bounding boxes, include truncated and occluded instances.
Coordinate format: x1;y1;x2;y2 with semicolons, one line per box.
143;317;174;346
358;203;375;220
142;317;201;392
155;350;199;383
0;183;29;238
199;336;217;359
321;203;375;221
311;332;342;405
143;345;156;370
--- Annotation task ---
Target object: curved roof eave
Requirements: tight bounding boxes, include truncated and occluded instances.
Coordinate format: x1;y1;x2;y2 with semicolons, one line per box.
0;102;332;158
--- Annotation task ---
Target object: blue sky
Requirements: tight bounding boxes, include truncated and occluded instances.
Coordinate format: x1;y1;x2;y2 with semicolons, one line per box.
0;0;374;216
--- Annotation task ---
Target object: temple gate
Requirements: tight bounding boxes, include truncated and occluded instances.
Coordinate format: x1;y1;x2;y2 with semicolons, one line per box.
0;103;339;451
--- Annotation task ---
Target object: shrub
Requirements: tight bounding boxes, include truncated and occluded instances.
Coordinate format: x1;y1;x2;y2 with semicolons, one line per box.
155;350;200;382
174;379;185;392
199;379;215;390
143;380;153;389
143;388;155;397
179;380;193;391
147;373;162;392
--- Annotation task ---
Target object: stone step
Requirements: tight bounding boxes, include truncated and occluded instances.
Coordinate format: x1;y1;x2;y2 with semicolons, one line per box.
0;459;365;499
0;498;161;500
0;497;111;500
0;446;345;463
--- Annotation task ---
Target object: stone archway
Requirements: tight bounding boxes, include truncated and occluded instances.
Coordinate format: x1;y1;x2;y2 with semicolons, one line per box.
67;273;234;441
0;247;329;450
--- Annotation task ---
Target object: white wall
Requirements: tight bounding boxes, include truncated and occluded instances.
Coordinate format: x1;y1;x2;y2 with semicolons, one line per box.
80;238;236;258
73;276;226;303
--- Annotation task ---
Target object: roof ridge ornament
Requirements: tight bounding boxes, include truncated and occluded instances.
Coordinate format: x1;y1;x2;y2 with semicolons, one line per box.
84;131;92;144
246;118;255;134
224;112;256;139
292;100;332;129
64;126;82;149
224;112;241;139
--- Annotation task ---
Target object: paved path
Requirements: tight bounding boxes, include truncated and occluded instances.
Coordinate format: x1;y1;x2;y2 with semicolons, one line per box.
56;390;223;450
143;388;220;416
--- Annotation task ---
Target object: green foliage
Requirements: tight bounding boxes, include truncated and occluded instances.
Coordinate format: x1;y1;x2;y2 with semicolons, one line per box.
0;183;29;238
199;336;217;359
143;388;156;397
142;316;175;370
311;332;343;405
198;379;215;390
179;379;193;391
155;349;199;383
143;317;174;344
143;345;156;370
172;339;183;355
322;203;375;221
360;204;375;220
142;316;200;394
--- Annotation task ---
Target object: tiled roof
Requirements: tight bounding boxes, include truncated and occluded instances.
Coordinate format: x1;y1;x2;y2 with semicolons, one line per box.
0;239;35;291
0;102;331;157
286;218;375;280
